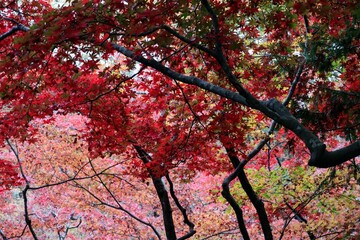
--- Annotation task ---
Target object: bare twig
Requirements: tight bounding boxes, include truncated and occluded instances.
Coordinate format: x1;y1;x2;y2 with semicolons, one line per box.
201;228;240;240
6;140;38;240
68;176;162;240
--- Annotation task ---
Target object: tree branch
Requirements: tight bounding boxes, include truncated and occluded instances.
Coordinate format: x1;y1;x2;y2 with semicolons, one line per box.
0;229;8;240
284;202;316;240
112;44;249;106
165;174;196;240
221;164;251;240
225;148;273;240
197;1;360;167
6;140;38;240
134;145;177;240
0;16;29;42
69;177;162;240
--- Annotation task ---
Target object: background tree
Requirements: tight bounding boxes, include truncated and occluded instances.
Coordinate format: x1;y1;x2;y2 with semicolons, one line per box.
0;0;359;239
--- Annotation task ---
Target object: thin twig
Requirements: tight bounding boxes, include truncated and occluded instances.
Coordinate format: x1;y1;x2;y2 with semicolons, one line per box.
6;140;38;240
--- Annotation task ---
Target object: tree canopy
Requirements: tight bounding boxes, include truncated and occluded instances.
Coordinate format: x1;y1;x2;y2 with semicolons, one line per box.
0;0;359;239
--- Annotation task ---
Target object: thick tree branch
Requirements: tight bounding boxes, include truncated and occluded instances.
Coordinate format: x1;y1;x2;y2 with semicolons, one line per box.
198;0;360;167
112;44;249;106
205;1;360;167
265;99;360;167
134;145;177;240
113;39;359;168
0;16;29;42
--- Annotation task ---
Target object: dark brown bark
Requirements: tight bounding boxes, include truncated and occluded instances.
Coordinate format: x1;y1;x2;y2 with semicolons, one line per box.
226;148;273;240
113;43;360;168
134;145;177;240
166;174;196;240
221;167;251;240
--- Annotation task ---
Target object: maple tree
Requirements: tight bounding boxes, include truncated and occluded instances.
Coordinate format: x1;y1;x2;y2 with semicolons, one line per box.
0;0;359;239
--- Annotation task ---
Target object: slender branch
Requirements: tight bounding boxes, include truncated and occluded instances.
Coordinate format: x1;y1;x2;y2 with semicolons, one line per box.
173;80;206;130
0;229;8;240
88;158;125;207
221;164;250;240
225;148;273;240
200;0;252;100
165;174;196;240
279;169;336;239
162;25;217;57
86;66;146;103
284;202;316;240
27;160;124;190
303;15;310;34
6;140;38;240
72;158;162;239
283;63;304;106
6;139;28;184
200;0;221;44
69;178;162;240
7;225;27;239
316;231;346;239
201;228;240;240
111;24;216;57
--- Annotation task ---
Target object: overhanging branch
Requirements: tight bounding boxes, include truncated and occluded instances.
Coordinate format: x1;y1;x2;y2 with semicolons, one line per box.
0;17;29;42
112;44;249;106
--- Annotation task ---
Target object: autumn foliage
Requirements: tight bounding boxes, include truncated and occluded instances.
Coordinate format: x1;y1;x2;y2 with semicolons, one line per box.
0;0;359;239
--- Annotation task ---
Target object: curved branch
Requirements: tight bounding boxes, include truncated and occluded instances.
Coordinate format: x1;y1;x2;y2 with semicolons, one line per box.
69;178;162;240
225;148;273;240
112;44;249;106
221;165;251;240
0;16;29;42
165;174;196;240
134;145;177;240
198;1;360;166
6;140;38;240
